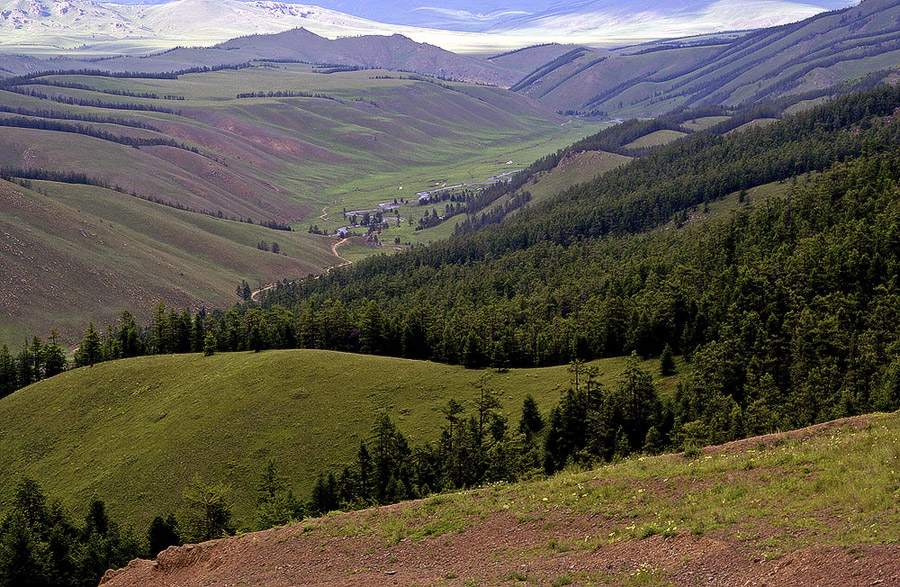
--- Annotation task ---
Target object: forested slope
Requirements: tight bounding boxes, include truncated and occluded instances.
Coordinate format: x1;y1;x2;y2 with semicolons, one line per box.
246;83;900;444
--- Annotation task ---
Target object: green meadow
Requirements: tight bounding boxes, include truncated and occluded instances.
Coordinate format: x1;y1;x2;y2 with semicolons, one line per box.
0;350;676;527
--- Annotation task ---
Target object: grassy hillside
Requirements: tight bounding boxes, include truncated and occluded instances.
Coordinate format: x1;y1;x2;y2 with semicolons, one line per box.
517;150;631;206
0;350;676;528
516;0;900;117
623;129;687;150
0;179;341;343
0;65;604;342
103;413;900;586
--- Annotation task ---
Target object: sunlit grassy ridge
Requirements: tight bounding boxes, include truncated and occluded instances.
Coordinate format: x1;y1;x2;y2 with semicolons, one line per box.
326;413;900;560
0;350;674;528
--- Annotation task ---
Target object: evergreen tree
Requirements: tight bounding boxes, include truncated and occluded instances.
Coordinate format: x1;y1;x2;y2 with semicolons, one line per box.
370;414;411;504
518;395;544;443
42;330;67;378
191;314;205;353
616;354;659;452
151;302;171;354
660;344;676;376
181;475;234;543
0;345;17;398
254;460;301;531
28;337;43;383
310;473;339;515
356;442;374;503
16;341;35;388
0;513;52;587
440;399;466;488
75;499;141;587
359;301;385;355
117;311;141;358
202;333;217;357
74;323;101;368
99;325;121;361
147;515;181;559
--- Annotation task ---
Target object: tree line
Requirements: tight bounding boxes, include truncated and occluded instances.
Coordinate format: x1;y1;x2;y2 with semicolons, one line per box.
0;115;199;152
5;86;181;114
22;79;184;100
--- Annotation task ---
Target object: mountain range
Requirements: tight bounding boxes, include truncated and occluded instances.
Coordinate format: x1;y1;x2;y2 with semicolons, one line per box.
0;0;858;55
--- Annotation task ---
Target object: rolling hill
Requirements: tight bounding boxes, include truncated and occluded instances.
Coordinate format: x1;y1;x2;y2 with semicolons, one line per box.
0;350;673;528
102;412;900;586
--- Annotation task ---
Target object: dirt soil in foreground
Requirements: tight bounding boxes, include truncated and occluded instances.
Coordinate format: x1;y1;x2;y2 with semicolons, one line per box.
100;417;900;587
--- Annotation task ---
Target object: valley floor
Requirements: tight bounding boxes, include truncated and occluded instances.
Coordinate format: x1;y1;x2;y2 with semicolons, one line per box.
101;414;900;587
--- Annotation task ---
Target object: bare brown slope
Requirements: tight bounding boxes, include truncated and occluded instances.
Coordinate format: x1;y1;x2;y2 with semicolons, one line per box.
100;414;900;587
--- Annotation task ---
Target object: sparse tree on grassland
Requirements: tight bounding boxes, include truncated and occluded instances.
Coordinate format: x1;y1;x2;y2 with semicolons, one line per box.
181;475;234;543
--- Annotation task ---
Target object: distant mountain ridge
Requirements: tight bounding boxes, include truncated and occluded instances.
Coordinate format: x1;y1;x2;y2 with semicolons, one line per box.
0;0;857;55
0;27;522;86
508;0;900;116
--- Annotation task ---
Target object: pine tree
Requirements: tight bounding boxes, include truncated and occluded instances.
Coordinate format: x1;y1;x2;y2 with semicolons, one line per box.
356;442;374;502
518;395;544;443
203;333;217;357
28;337;43;383
117;311;141;358
16;341;34;388
660;344;676;376
613;426;631;461
257;460;286;504
359;301;385;355
310;473;339;515
0;513;52;587
42;330;67;378
182;475;234;543
147;515;181;558
191;314;205;353
151;301;171;354
0;345;17;399
254;460;300;530
248;319;265;353
74;323;101;368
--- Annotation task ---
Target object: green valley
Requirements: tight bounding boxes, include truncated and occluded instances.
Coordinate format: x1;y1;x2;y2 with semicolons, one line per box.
0;64;604;341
